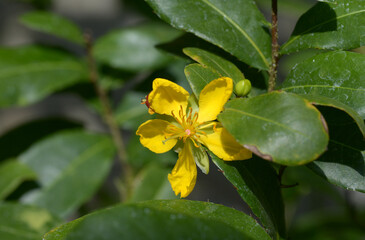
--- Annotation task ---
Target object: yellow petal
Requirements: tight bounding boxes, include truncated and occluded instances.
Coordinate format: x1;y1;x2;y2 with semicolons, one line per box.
149;78;190;116
198;77;233;123
136;119;177;154
199;125;252;161
168;141;197;198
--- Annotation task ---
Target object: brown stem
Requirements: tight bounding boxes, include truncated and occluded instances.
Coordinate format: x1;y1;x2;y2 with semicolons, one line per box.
268;0;279;92
84;33;133;201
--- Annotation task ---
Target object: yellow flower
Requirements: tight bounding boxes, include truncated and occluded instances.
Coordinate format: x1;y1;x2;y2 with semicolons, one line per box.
136;77;252;197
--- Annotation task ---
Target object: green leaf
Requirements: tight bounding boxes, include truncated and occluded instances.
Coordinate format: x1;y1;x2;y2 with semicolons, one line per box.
44;200;271;240
0;118;82;161
0;46;87;107
219;92;329;165
19;130;115;218
281;51;365;118
183;47;245;83
184;63;266;101
0;202;62;240
307;105;365;193
20;11;84;45
114;92;150;131
184;63;221;98
0;159;36;200
158;33;269;89
281;0;365;54
93;23;181;72
146;0;271;70
129;164;177;202
211;155;286;239
300;94;365;137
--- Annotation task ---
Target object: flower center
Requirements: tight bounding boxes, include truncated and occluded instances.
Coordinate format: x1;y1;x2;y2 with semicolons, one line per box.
177;106;199;138
185;129;191;135
163;105;202;147
163;105;216;148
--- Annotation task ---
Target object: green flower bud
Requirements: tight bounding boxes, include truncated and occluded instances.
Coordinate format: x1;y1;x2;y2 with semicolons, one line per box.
235;79;251;97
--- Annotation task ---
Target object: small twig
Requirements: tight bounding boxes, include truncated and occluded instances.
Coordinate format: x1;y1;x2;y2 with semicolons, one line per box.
84;32;133;201
268;0;279;92
277;165;286;182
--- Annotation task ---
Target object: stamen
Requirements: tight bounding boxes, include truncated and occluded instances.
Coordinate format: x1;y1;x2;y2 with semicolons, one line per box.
186;107;193;124
197;130;207;136
192;112;199;124
213;123;217;132
163;132;185;144
179;105;184;119
198;122;216;129
190;137;200;148
171;110;183;126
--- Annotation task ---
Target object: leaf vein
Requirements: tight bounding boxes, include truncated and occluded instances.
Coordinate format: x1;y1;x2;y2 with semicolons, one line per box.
281;85;365;92
225;108;309;137
200;0;269;68
38;138;112;193
330;139;363;152
282;9;365;50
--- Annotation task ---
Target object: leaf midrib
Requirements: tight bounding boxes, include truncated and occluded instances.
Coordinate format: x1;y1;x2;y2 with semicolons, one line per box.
282;9;365;51
330;139;364;152
200;0;269;68
225;108;309;137
211;156;280;238
203;55;239;80
37;137;112;194
282;85;365;92
188;66;211;85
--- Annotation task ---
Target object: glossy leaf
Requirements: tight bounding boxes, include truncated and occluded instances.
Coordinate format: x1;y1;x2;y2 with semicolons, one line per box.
0;159;36;200
0;118;82;161
300;94;365;137
0;202;62;240
146;0;271;70
281;51;365;118
211;154;286;239
218;91;329;165
20;11;84;45
0;46;87;107
184;63;221;98
19;130;115;218
307;105;365;193
44;200;271;240
281;0;365;54
93;23;181;72
159;33;269;89
183;47;245;84
129;164;177;202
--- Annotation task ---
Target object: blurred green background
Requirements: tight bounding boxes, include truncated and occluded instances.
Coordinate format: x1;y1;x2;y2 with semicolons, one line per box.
0;0;364;239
